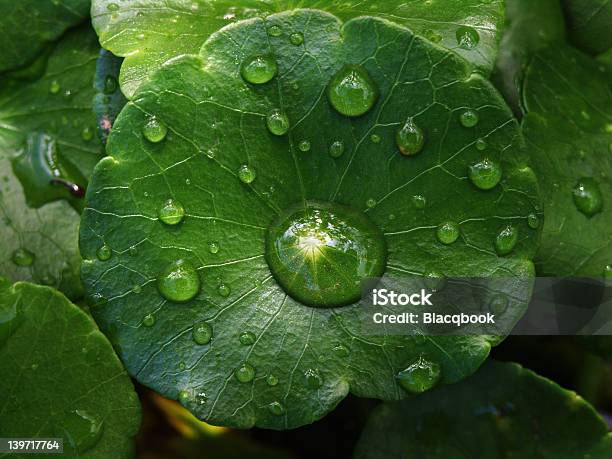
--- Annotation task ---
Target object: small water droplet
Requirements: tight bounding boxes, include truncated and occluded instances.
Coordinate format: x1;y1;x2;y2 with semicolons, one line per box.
527;213;539;229
495;225;518;256
218;283;231;297
266;374;279;386
396;119;425;156
328;65;378;117
132;284;142;294
209;242;219;254
424;271;447;292
468;158;502;190
158;198;185;225
456;26;480;49
49;80;60;94
241;55;278;85
476;138;487;151
193;322;213;345
329;140;345;158
234;363;255;383
267;25;282;37
81;126;94;142
267;401;285;416
238;164;256;184
266;110;290;136
412;195;427;209
178;361;186;371
142;117;167;143
107;2;119;11
366;198;376;208
459;109;479;127
239;331;256;345
304;368;322;389
370;134;381;144
572;178;603;217
332;343;350;357
290;32;304;45
12;248;35;266
436;222;460;245
298;140;311;152
178;390;190;405
158;259;201;303
195;391;207;405
604;265;612;278
424;29;442;43
142;313;156;327
63;410;104;454
489;294;508;315
96;244;112;261
396;356;441;393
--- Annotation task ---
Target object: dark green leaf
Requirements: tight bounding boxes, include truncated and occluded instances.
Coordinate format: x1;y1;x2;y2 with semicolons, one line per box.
0;279;141;458
94;49;128;145
91;0;505;98
80;10;539;428
562;0;612;55
354;361;612;459
522;45;612;276
0;0;90;72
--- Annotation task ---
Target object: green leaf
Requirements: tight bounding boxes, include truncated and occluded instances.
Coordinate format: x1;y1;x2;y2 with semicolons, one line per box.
0;25;104;298
91;0;505;98
494;0;566;115
93;49;128;145
0;0;90;72
562;0;612;55
80;10;540;429
522;44;612;277
0;279;141;457
354;361;612;459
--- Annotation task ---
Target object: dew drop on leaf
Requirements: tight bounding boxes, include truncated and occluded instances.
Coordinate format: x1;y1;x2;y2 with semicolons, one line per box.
396;119;425;156
208;242;219;254
489;294;508;315
63;410;104;454
142;117;167;143
527;213;540;229
476;138;487;151
366;198;376;208
195;391;207;405
157;259;200;303
106;2;119;11
396;356;441;393
290;32;304;46
234;363;255;383
329;140;345;158
327;65;378;117
370;134;381;144
238;164;256;184
459;109;479;127
217;283;231;297
468;158;502;190
495;225;519;256
333;343;350;357
298;140;311;152
239;331;256;345
604;265;612;278
412;195;427;209
240;55;278;85
266;374;279;386
12;248;35;266
49;80;60;94
158;198;185;225
456;26;480;49
267;401;285;416
424;271;447;292
572;178;603;217
267;25;282;37
304;368;322;389
266;109;290;136
178;390;190;405
142;313;156;327
81;126;94;142
436;222;460;245
96;244;111;261
192;322;213;345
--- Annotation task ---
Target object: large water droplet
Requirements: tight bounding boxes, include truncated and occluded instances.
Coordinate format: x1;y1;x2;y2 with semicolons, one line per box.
468;158;502;190
239;331;256;345
396;356;441;393
456;26;480;49
495;225;518;256
396;119;425;156
241;55;278;85
143;117;167;143
234;363;255;383
266;110;290;136
436;222;460;245
158;198;185;225
459;109;479;127
238;165;256;184
63;410;104;454
96;244;111;261
158;259;201;303
327;65;378;117
329;140;345;158
267;25;282;37
267;401;285;416
193;322;213;345
12;248;35;266
572;178;603;217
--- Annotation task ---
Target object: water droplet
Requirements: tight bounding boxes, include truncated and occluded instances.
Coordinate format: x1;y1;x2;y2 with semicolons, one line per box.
604;265;612;278
327;65;378;117
142;117;167;143
396;356;441;393
157;259;201;303
192;322;213;345
468;158;502;190
329;140;345;158
304;368;322;389
265;201;387;307
366;198;376;208
178;361;186;371
178;390;190;405
49;80;60;94
81;127;94;142
370;134;381;144
158;198;185;225
290;32;304;45
489;294;508;315
396;119;425;156
412;195;427;209
103;75;118;94
238;164;256;184
495;225;518;256
266;110;290;136
572;178;603;217
424;29;442;43
267;401;285;416
107;2;119;11
298;140;311;152
527;213;539;229
456;26;480;49
218;283;231;297
332;343;350;357
132;284;142;294
436;222;460;245
239;331;256;345
195;391;207;405
209;242;219;254
63;410;104;453
142;314;156;327
96;244;111;261
476;138;487;151
241;55;277;85
234;363;255;383
267;25;282;37
459;109;479;127
424;271;447;292
12;248;35;266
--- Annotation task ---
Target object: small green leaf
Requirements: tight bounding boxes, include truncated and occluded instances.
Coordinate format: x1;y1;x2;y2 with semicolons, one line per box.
81;10;539;429
0;279;141;457
0;25;104;297
0;0;90;72
562;0;612;55
91;0;505;98
522;45;612;276
354;361;612;459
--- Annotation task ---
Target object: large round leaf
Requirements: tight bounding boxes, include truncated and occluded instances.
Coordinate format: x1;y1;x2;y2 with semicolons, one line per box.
80;10;540;428
354;361;612;459
0;25;104;298
0;279;141;458
522;44;612;277
91;0;505;98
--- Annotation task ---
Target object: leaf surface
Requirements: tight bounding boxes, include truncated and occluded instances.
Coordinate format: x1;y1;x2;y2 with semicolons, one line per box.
354;361;612;459
80;10;540;429
562;0;612;55
0;279;141;458
91;0;505;98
